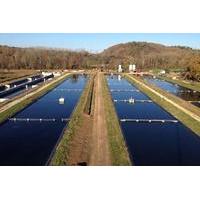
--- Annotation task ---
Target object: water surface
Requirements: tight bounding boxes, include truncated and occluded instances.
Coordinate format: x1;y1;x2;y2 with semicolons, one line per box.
144;76;200;107
107;75;200;166
0;74;87;165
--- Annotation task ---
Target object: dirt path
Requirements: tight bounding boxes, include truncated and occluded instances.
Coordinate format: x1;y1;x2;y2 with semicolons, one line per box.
89;72;111;165
127;74;200;122
67;114;93;165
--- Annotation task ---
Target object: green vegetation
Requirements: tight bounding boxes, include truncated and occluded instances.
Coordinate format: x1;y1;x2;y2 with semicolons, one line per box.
50;74;94;165
125;74;200;135
84;74;95;115
0;73;71;124
159;76;200;92
102;75;131;165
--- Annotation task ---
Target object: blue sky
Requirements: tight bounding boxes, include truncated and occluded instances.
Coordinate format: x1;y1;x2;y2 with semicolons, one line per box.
0;33;200;52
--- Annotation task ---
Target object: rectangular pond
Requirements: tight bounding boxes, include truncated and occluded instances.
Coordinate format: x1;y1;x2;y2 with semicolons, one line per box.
0;74;53;99
107;75;200;166
0;74;88;165
144;76;200;108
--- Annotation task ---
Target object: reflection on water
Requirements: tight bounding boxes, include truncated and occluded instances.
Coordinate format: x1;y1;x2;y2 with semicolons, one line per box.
107;75;200;166
71;74;79;83
0;75;87;165
144;76;200;107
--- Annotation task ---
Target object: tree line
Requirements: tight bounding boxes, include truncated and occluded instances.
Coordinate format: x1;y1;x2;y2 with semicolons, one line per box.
0;43;200;81
0;46;94;69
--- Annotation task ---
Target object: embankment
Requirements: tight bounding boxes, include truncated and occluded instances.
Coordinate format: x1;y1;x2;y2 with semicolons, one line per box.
125;74;200;135
102;75;131;165
0;73;71;124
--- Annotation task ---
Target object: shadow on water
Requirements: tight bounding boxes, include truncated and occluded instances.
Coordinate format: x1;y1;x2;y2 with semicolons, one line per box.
107;75;200;166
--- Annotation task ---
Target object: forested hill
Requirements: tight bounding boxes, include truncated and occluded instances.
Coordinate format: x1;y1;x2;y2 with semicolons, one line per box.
100;42;199;69
0;42;199;74
0;45;95;69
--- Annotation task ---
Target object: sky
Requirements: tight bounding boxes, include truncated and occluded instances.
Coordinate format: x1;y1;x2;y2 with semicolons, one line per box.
0;33;200;52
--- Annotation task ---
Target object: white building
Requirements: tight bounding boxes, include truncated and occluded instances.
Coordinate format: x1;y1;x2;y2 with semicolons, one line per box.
129;64;132;71
53;72;61;77
118;65;122;73
159;70;166;75
129;64;136;72
132;64;136;71
42;72;53;77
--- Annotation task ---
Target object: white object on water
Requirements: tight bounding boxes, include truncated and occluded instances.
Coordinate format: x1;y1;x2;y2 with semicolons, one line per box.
59;97;65;104
128;97;135;104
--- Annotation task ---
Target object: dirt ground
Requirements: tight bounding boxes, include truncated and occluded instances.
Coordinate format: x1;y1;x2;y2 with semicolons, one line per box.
66;72;111;166
67;114;93;165
0;69;37;84
89;72;111;165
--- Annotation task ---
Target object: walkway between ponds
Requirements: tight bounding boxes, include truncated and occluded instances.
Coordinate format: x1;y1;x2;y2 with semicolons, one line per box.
89;72;111;165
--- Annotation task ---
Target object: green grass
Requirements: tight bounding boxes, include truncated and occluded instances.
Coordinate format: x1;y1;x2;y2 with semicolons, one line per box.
142;77;200;118
50;74;94;165
125;74;200;135
0;73;72;125
102;75;131;165
83;74;95;115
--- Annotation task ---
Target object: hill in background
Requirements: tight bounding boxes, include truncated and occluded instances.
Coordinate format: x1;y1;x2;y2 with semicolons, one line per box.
0;41;199;78
100;42;198;70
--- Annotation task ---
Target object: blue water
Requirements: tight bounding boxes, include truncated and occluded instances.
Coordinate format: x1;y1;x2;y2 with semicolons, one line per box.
107;75;200;166
0;74;87;166
144;76;200;108
0;76;49;99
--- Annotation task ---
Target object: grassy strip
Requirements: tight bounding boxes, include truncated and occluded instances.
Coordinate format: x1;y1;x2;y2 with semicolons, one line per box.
125;74;200;135
0;79;52;109
0;73;71;124
159;76;200;92
50;74;94;165
142;78;200;117
102;75;131;165
83;74;95;115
